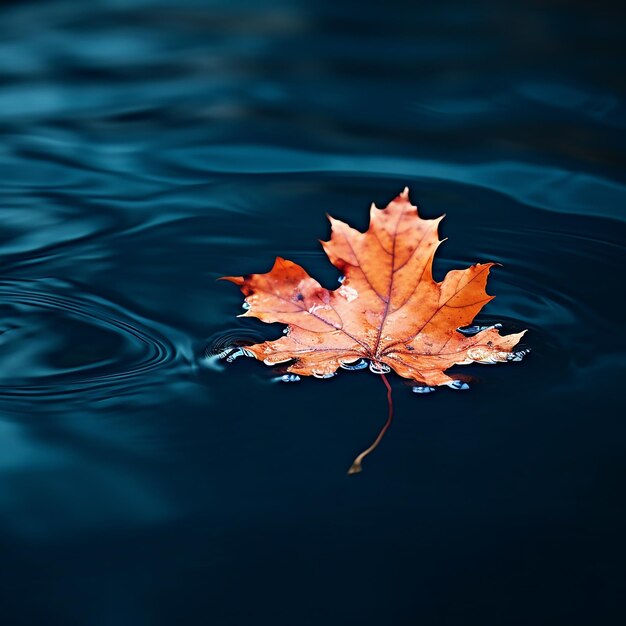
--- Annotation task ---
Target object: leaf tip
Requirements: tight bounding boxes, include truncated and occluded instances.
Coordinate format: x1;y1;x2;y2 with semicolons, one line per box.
271;256;289;271
325;213;341;227
219;275;244;285
516;329;529;340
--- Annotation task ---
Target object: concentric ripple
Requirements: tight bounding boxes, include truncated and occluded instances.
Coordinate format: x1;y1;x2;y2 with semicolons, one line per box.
0;278;183;400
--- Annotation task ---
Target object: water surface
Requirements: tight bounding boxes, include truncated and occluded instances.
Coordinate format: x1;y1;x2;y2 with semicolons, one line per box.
1;1;625;624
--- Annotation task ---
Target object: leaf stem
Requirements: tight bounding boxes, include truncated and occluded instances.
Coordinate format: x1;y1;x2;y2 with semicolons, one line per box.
347;373;394;475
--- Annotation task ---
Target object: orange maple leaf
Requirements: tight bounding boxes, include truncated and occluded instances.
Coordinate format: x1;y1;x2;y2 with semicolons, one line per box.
222;188;526;473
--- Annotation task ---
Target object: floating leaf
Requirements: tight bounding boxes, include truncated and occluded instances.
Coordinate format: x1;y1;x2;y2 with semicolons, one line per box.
222;189;526;473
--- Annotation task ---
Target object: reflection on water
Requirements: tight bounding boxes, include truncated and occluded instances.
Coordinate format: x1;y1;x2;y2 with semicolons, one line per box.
1;1;625;625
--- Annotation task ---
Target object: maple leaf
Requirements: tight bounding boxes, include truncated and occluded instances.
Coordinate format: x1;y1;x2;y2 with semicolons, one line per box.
222;188;526;473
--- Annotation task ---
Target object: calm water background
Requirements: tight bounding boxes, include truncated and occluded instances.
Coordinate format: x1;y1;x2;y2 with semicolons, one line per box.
1;1;625;624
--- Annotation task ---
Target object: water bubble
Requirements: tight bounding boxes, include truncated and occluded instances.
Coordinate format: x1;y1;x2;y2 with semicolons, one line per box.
412;385;436;394
445;380;470;391
457;323;502;336
340;359;368;370
280;374;301;383
369;362;391;374
241;301;251;310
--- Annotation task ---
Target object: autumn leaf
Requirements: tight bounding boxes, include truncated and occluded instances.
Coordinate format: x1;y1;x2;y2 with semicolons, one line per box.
222;188;527;473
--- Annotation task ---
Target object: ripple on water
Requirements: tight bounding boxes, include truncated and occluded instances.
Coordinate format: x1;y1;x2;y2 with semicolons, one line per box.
158;145;626;222
0;278;183;403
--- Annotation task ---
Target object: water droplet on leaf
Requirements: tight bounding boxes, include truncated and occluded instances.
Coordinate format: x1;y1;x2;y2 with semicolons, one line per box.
313;371;337;379
457;323;502;336
412;385;436;394
445;380;470;391
369;362;391;374
507;348;530;362
340;359;368;370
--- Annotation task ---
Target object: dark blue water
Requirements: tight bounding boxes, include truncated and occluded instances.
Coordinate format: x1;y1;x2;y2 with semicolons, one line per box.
1;1;625;624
